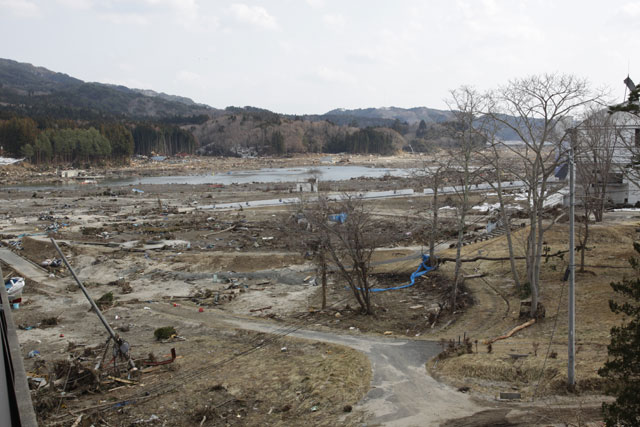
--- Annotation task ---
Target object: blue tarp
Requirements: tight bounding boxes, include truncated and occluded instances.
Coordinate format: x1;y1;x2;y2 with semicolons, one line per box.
352;254;435;293
328;213;347;224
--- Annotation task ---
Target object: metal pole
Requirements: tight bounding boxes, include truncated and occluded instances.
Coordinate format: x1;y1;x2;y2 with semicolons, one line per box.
49;237;118;341
568;129;576;387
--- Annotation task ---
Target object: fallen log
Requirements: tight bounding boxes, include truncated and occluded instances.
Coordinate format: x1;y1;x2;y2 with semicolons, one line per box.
205;225;236;237
484;318;536;345
106;375;137;385
439;249;569;264
249;306;272;312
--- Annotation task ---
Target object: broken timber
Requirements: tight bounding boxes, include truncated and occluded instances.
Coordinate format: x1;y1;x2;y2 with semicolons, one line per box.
484;319;536;345
204;224;236;237
439;249;569;264
249;306;272;312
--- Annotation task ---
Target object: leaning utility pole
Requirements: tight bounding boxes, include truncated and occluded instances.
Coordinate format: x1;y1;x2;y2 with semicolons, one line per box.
568;128;576;387
50;237;135;371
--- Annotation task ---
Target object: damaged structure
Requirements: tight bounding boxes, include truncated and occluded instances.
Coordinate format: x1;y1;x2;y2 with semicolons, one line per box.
1;266;38;426
295;177;319;192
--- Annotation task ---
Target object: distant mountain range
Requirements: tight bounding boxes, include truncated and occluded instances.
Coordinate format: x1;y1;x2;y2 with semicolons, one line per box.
323;106;454;124
0;58;216;120
0;58;525;151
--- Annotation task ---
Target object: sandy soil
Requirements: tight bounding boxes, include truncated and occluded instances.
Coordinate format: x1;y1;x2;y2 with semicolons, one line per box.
0;154;621;426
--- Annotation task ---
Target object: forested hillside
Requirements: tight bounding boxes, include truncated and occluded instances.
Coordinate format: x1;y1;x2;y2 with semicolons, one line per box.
0;116;197;164
0;58;215;120
0;58;497;165
320;106;454;125
191;108;405;157
0;59;210;163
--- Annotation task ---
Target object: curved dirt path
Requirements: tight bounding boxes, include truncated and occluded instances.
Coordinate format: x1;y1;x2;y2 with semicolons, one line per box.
1;243;487;425
439;271;510;338
152;304;481;426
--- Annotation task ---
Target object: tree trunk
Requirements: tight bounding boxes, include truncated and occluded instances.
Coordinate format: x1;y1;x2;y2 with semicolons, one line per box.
525;200;540;318
580;217;588;273
358;262;372;314
504;221;521;288
320;251;327;310
453;219;464;312
495;175;521;289
530;214;545;318
430;186;439;267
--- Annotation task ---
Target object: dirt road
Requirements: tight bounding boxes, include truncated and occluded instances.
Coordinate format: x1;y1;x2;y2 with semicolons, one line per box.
2;245;481;425
151;303;481;426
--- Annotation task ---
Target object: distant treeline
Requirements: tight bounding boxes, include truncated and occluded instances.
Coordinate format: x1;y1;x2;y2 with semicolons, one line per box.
225;106;282;125
132;123;196;156
0;115;197;164
326;128;395;155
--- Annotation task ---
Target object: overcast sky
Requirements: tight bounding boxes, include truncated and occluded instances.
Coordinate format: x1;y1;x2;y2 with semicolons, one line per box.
1;0;638;114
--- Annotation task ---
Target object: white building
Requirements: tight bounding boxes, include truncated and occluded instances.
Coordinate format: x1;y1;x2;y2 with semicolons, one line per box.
59;169;80;178
574;111;640;206
295;177;319;192
611;112;640;205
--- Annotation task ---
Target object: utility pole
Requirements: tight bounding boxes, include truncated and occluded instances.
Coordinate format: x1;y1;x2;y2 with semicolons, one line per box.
50;237;136;371
568;128;576;388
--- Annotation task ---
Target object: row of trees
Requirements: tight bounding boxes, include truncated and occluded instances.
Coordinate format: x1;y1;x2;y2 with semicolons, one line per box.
132;123;196;156
325;128;395;155
413;75;607;318
297;74;615;320
29;128;112;163
0;115;196;164
0;117;121;164
289;73;637;424
408;79;640;426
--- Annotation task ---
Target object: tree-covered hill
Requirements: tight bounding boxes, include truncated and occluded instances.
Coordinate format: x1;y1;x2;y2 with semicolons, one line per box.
320;106;454;125
0;58;217;120
0;58;530;164
192;108;405;157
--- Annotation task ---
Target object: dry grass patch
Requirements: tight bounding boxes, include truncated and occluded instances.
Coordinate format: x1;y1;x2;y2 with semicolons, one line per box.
49;327;371;426
429;217;640;398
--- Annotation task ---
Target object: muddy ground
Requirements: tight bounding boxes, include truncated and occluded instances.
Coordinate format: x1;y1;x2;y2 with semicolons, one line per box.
0;154;468;426
0;153;616;426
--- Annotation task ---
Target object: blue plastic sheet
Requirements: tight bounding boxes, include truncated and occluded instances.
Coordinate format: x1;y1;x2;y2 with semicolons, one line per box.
328;213;347;224
353;254;435;293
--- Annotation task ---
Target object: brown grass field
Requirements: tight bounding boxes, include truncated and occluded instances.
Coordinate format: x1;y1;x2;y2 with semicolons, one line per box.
425;213;638;400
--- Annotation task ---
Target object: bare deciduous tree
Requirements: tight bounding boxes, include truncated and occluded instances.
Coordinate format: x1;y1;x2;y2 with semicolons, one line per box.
482;129;523;290
487;73;601;317
574;108;618;271
413;155;452;267
447;86;488;311
298;195;385;314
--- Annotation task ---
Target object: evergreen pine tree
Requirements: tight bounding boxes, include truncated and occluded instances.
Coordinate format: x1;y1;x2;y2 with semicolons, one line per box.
598;242;640;426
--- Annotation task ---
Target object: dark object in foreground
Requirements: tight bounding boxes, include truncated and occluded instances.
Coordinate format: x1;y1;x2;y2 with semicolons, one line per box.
154;326;177;340
598;242;640;426
142;348;177;366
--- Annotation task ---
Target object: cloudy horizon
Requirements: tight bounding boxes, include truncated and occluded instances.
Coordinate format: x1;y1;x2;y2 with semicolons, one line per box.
1;0;638;114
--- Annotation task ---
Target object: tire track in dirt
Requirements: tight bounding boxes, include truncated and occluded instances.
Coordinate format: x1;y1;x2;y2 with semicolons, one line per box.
430;267;512;342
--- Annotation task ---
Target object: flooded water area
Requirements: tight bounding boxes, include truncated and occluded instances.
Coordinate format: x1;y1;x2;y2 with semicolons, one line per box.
5;165;413;191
